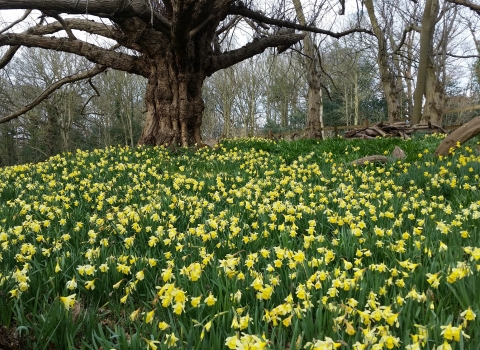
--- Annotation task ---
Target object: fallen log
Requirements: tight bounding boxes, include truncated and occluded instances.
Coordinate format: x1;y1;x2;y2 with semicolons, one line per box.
349;146;406;165
370;125;387;137
435;116;480;156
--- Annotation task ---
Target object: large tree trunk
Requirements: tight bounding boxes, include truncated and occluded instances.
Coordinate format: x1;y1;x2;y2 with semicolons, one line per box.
138;58;205;148
412;0;439;125
364;0;401;123
422;62;444;125
402;30;415;120
306;79;323;138
292;0;324;139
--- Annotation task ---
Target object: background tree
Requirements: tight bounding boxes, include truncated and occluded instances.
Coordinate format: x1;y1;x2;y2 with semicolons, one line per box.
263;54;306;134
292;0;325;138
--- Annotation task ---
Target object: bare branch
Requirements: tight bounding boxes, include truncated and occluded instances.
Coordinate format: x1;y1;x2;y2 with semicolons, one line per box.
0;9;32;34
445;0;480;14
189;14;215;38
392;24;418;54
43;12;77;40
229;5;373;38
80;78;101;115
0;45;20;69
339;0;346;15
0;33;147;75
444;53;480;58
314;43;337;94
34;19;147;52
0;65;107;124
1;17;144;70
216;16;240;35
206;33;304;75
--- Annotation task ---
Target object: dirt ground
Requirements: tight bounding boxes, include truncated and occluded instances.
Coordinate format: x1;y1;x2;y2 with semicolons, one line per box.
0;326;21;350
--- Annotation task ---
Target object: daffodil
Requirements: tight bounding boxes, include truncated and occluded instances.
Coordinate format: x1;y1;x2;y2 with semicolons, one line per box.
282;315;293;327
191;295;202;308
440;323;469;342
158;321;170;331
144;339;160;350
130;307;141;321
85;279;96;290
136;270;145;280
204;293;216;306
225;335;240;349
145;309;155;324
436;340;452;350
460;307;476;321
426;272;441;288
66;276;77;290
55;262;62;273
164;333;178;348
59;294;76;310
304;337;341;350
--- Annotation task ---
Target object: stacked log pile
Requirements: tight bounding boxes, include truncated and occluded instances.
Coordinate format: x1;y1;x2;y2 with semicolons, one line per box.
344;121;447;140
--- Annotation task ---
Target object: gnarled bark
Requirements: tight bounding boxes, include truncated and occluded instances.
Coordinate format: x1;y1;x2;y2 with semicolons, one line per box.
139;57;205;147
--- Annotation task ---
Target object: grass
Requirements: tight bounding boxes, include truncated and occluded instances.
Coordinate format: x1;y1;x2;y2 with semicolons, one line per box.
0;134;479;350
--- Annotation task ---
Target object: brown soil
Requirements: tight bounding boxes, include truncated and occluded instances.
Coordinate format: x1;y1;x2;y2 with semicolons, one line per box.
0;325;22;350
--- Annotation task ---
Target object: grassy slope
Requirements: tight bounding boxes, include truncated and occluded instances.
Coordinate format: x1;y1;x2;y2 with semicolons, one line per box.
0;135;479;349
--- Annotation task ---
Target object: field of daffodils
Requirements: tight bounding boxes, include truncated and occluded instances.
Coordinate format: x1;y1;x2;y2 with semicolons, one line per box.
0;135;479;349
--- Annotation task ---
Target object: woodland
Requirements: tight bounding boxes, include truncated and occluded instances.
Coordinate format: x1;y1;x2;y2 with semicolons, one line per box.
0;0;480;165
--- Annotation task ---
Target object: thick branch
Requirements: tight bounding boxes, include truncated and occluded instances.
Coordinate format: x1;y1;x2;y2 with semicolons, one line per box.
445;0;480;14
206;33;304;75
0;33;147;76
31;18;143;52
0;0;172;35
216;16;240;35
1;17;50;69
32;18;117;38
392;24;418;54
44;12;77;40
229;5;373;37
0;65;106;124
444;52;480;58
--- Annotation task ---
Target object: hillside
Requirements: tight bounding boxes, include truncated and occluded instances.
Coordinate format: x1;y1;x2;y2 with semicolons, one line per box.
0;136;479;349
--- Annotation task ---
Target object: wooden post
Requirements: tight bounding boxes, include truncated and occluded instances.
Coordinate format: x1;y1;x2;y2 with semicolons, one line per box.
334;126;338;138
